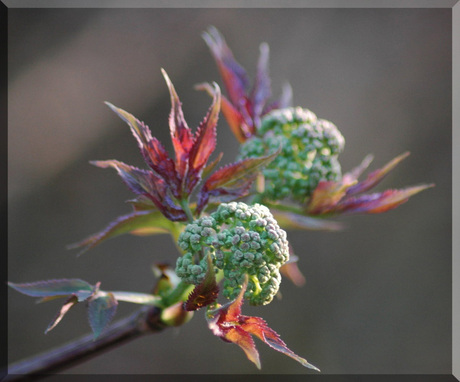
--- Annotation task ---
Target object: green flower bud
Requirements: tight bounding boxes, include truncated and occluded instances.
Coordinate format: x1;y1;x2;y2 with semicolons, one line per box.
175;202;290;305
238;106;345;203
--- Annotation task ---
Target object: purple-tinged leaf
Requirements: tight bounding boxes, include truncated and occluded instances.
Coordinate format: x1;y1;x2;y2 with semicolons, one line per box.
88;292;118;339
197;148;280;213
346;152;410;196
306;178;356;215
337;185;434;215
201;152;224;180
162;69;194;180
105;102;179;195
90;160;158;198
196;82;249;143
272;209;343;231
203;27;291;142
250;42;271;128
263;82;293;115
306;153;433;216
185;255;219;311
105;102;154;155
127;195;157;211
345;154;374;183
8;279;93;302
68;210;178;255
45;295;79;334
90;159;186;222
203;26;249;108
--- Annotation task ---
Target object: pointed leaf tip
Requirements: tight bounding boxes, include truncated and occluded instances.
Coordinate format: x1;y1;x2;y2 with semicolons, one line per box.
185;254;219;311
45;295;79;334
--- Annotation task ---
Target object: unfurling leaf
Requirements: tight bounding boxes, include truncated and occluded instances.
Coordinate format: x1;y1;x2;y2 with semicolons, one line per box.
202;26;290;142
206;276;319;371
185;254;219;311
94;70;222;225
8;279;94;302
88;292;118;339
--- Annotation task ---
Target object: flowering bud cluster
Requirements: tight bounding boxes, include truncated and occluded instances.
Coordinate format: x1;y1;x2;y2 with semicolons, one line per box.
175;202;289;305
238;107;345;202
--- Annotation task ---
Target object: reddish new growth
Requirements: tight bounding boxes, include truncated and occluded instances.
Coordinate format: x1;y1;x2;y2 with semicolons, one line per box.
207;276;319;371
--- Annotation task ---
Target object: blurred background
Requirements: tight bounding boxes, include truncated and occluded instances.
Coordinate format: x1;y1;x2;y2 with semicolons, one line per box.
8;8;451;374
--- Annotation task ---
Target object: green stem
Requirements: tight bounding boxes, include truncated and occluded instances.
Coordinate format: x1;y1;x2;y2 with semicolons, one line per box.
180;198;195;223
161;281;194;308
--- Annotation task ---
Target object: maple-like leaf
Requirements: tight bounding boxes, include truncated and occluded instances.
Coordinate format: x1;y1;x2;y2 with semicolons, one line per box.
202;26;291;143
306;152;434;216
206;276;319;371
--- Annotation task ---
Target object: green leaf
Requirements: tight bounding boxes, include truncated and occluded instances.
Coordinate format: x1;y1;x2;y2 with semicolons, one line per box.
110;291;160;305
88;292;118;339
8;279;94;302
68;210;179;255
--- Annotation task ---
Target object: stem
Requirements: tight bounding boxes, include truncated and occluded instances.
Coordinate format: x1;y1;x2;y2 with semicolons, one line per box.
180;199;195;223
161;280;194;307
5;306;165;381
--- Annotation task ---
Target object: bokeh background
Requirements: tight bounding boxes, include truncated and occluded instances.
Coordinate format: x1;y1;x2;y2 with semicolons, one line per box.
8;8;451;374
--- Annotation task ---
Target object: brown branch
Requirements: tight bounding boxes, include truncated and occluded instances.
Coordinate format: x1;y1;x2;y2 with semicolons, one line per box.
5;306;165;381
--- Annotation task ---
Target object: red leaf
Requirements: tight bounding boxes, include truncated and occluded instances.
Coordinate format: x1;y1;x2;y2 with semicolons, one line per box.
202;26;249;108
185;83;221;193
206;276;319;371
195;83;249;143
90;160;159;198
197;148;280;213
162;69;194;180
104;102;180;197
185;255;219;311
201;152;224;179
346;152;410;196
90;159;187;222
226;326;261;369
306;153;433;216
337;185;434;215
